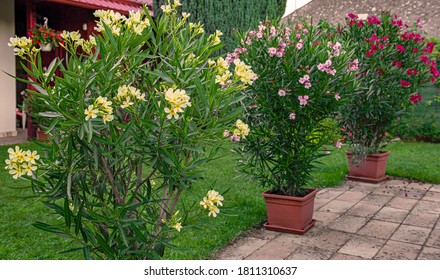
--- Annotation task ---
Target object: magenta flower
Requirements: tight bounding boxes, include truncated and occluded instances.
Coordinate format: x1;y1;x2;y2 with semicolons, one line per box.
409;93;422;105
367;16;381;25
420;55;430;65
407;69;418;76
400;80;411;88
396;44;405;52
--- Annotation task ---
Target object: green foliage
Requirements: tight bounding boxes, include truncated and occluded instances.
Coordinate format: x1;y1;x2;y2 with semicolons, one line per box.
231;19;357;196
390;85;440;142
153;0;287;52
7;6;250;259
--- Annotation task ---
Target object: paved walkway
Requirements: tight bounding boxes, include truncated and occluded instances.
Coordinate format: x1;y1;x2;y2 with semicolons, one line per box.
216;179;440;260
0;129;28;146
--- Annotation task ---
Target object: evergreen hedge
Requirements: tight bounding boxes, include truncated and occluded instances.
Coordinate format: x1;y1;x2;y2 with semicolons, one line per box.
153;0;287;51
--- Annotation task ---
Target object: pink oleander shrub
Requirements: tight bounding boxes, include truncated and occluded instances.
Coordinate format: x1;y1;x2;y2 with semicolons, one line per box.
229;19;357;196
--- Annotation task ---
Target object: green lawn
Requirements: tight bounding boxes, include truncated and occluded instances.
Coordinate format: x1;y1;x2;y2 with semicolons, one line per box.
0;141;439;260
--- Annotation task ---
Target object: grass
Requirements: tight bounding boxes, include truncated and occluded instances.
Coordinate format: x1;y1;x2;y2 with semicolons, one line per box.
0;141;439;260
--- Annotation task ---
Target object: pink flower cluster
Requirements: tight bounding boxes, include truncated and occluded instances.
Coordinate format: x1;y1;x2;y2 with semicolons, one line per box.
226;48;248;64
298;74;311;89
327;42;341;57
318;59;336;76
348;59;359;71
278;88;290;97
298;95;309;106
267;42;286;58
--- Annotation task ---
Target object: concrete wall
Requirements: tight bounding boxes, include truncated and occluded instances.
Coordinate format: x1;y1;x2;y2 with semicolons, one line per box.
0;0;17;137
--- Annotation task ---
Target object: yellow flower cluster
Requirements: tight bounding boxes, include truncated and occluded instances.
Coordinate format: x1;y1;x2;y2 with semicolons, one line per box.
199;190;224;217
60;31;96;54
115;85;146;109
8;36;38;57
233;59;257;85
210;57;232;87
164;88;191;120
189;22;204;35
161;0;182;14
94;10;126;36
233;119;250;138
160;210;183;232
126;10;151;35
5;146;40;179
84;96;114;123
208;30;223;46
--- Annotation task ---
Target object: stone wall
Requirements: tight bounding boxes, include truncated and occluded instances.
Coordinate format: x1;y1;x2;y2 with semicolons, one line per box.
283;0;440;38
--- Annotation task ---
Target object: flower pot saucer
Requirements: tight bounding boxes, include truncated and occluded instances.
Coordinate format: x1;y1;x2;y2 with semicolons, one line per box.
346;175;389;184
263;219;316;235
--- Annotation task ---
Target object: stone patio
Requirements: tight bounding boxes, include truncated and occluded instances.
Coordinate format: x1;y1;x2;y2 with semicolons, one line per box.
215;178;440;260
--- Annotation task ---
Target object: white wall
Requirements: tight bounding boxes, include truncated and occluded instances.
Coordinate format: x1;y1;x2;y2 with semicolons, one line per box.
283;0;313;18
0;0;17;137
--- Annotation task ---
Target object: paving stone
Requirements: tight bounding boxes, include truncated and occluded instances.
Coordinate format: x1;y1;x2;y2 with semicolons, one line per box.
245;239;301;260
313;211;340;226
336;191;368;203
314;198;331;211
361;194;393;207
429;185;440;193
316;189;344;200
402;188;429;200
423;191;440;202
347;202;382;218
391;225;432;245
338;235;386;259
329;215;369;233
273;228;320;247
417;246;440;260
319;200;357;214
372;185;405;196
407;182;433;192
403;210;439;229
374;240;421;260
247;228;282;240
426;229;440;248
374;207;410;223
384;180;410;187
347;183;375;194
358;220;399;240
330;253;366;260
309;229;352;252
412;201;440;215
386;196;418;210
286;245;333;260
216;237;269;260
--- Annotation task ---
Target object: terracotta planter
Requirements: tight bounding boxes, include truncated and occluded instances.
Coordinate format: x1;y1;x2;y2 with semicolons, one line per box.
346;151;390;183
262;188;318;234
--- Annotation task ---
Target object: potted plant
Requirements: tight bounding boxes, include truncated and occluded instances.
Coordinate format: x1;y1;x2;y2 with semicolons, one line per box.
338;12;439;183
28;18;62;51
228;19;357;234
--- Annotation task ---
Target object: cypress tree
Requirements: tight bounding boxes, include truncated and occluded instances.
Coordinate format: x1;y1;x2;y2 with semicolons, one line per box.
152;0;287;52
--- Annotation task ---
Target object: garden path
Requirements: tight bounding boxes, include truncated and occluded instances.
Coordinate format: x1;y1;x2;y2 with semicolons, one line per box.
216;178;440;260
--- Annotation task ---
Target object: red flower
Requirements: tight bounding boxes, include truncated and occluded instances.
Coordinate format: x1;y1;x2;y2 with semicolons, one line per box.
407;69;418;76
396;44;405;52
366;51;373;57
423;42;435;54
392;61;402;68
367;16;381;25
400;80;411;87
409;93;422;105
347;13;358;19
412;47;418;53
420;55;430;65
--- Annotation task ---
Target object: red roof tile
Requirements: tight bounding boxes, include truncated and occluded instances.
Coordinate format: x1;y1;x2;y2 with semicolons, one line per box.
43;0;153;14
